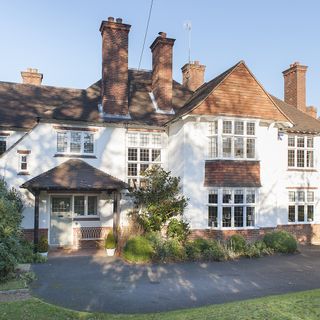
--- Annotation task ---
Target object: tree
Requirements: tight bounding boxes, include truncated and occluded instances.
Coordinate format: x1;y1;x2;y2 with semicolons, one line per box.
130;167;189;234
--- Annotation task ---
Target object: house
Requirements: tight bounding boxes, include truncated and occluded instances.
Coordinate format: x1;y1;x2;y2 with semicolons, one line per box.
1;17;320;249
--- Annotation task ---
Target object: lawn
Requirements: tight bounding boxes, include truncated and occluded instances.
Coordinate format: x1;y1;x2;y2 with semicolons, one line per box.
1;289;320;320
0;278;27;291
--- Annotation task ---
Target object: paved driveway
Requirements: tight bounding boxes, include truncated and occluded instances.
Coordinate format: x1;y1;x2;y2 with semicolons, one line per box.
31;246;320;314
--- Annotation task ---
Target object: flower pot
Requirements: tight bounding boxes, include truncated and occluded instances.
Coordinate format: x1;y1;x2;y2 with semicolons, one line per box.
106;248;115;256
39;252;48;257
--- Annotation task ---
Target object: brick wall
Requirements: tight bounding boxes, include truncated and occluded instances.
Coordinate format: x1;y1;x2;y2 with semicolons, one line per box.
190;224;320;245
181;61;206;91
22;228;48;242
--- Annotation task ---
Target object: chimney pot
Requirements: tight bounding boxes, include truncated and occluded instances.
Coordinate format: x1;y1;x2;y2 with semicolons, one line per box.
116;18;123;23
181;61;206;91
21;68;43;86
108;16;114;22
158;32;167;38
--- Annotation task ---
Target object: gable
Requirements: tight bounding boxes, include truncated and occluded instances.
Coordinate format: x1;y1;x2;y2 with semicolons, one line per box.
190;63;288;121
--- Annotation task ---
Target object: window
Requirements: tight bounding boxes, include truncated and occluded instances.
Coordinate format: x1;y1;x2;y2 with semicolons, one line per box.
208;119;256;159
288;190;315;223
18;154;29;172
207;188;256;228
287;136;314;168
127;132;163;188
0;136;7;155
73;195;98;216
56;131;95;155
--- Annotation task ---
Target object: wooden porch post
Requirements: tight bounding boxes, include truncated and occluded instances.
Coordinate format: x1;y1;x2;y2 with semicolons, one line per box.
33;190;40;252
113;190;120;240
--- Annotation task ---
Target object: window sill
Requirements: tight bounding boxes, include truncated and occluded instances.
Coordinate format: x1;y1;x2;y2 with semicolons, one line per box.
287;222;314;225
206;158;259;162
206;227;259;230
73;216;100;221
54;154;97;159
17;171;30;176
287;168;317;172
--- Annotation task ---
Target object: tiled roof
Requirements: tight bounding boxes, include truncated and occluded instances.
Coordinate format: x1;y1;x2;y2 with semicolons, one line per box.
20;159;127;192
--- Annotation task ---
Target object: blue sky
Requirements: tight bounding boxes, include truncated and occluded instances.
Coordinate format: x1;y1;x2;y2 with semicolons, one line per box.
1;0;319;108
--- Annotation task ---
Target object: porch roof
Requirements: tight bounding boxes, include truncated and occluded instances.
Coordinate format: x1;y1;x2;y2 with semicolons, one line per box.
20;159;128;193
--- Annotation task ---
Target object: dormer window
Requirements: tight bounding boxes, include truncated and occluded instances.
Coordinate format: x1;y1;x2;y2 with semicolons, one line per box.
208;119;256;160
56;130;95;155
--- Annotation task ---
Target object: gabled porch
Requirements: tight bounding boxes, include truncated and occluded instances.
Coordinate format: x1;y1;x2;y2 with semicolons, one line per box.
20;159;128;250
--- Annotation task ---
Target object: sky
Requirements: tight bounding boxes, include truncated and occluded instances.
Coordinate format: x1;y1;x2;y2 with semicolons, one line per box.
1;0;320;108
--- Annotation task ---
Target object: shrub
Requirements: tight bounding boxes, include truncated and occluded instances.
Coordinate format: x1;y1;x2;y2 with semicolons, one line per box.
105;231;116;249
161;238;186;262
263;231;297;253
166;218;190;242
202;240;226;261
227;234;246;253
0;237;19;280
123;236;154;263
38;235;49;253
185;241;202;261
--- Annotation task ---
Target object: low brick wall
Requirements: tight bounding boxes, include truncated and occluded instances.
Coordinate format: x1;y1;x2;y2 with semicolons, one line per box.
190;224;320;245
22;228;48;242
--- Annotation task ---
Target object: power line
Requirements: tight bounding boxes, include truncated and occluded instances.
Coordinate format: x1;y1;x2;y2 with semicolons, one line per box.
138;0;154;70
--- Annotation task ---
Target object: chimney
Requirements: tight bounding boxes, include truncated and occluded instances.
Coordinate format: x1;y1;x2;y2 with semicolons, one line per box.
99;17;131;117
150;32;175;112
181;61;206;91
282;62;308;112
306;106;318;119
21;68;43;85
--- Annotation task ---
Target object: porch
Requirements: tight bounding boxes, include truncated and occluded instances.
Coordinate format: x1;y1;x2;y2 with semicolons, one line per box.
20;159;128;250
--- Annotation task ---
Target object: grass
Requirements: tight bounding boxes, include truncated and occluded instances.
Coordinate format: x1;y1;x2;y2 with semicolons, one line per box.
0;278;27;291
0;289;320;319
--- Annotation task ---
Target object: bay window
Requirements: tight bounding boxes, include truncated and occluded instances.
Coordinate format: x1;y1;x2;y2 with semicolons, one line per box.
288;190;314;223
208;119;256;159
208;188;257;228
287;135;314;168
56;131;95;155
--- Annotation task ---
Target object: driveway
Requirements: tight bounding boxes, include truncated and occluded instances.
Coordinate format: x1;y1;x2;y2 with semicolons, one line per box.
31;246;320;314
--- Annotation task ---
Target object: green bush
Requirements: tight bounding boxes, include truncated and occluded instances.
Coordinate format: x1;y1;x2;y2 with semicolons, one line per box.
185;239;226;261
166;218;190;242
105;231;116;249
0;237;19;280
38;236;49;253
228;234;246;253
123;236;154;263
185;241;202;261
263;231;297;253
202;240;226;261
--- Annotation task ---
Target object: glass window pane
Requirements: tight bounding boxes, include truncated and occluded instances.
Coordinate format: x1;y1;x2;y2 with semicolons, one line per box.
288;150;295;167
74;196;85;216
234;121;244;135
297;150;304;167
88;196;97;215
223;121;232;134
151;149;161;162
52;197;71;213
57;132;68;153
208;191;218;204
297;137;304;148
307;191;314;203
234;206;244;227
246;123;255;136
128;148;138;161
128;133;138;146
223;190;232;204
288;191;295;202
298;205;305;222
297;191;305;202
246;190;255;204
140;149;149;162
83;133;94;153
288;205;295;222
234;189;244;204
152;134;161;147
307;151;314;168
222;137;232;157
307;137;314;148
140;134;149;146
140;163;149;174
209;136;218;158
128;163;137;176
208;206;218;227
246;138;255;159
70;132;81;153
222;207;231;227
234;137;244;158
247;207;255;226
209;121;218;135
307;205;314;222
288;136;295;147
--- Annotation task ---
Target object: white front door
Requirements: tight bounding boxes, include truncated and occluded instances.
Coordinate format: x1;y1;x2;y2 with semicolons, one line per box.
50;196;73;246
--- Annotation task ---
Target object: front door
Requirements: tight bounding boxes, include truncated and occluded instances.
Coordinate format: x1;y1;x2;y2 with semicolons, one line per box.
50;196;73;246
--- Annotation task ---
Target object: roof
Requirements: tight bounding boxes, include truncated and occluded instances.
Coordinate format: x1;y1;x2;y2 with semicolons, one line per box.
204;160;261;188
0;81;83;130
270;95;320;133
20;159;128;192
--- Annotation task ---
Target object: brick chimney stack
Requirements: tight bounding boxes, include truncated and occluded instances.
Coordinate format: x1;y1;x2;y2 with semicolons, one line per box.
282;62;308;112
181;61;206;91
21;68;43;86
100;17;131;117
150;32;175;112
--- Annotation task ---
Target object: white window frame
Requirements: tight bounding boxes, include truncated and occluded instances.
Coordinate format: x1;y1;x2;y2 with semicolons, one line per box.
56;131;96;155
126;132;163;188
288;190;315;224
287;135;314;169
19;154;28;172
207;118;257;160
207;188;257;229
